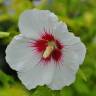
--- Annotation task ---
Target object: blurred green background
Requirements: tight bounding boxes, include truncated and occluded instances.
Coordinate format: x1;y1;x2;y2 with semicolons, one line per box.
0;0;96;96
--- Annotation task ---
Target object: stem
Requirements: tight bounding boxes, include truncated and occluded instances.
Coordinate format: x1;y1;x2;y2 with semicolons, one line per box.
0;32;10;38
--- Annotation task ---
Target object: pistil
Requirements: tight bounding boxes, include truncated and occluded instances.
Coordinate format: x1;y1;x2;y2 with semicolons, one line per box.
43;45;54;59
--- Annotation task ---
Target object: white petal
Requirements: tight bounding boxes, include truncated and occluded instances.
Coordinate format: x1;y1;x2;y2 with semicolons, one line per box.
62;33;81;45
54;23;86;66
64;42;86;66
6;34;39;71
48;35;86;90
48;64;75;90
62;45;85;73
53;22;80;45
62;39;86;72
18;61;55;90
54;21;68;33
19;9;58;38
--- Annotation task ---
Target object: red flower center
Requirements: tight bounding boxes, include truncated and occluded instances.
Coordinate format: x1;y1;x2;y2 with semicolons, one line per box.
29;31;64;64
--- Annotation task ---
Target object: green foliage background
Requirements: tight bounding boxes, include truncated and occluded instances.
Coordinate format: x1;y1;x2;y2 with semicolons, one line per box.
0;0;96;96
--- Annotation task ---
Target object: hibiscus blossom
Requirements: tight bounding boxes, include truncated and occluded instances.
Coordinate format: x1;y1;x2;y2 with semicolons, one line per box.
6;9;86;90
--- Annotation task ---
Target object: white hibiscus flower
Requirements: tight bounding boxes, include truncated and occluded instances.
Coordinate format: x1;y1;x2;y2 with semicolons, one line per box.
6;9;86;90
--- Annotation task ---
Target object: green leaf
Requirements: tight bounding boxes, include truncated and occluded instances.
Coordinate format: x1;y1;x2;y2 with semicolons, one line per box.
0;71;14;88
79;69;87;82
31;86;52;96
